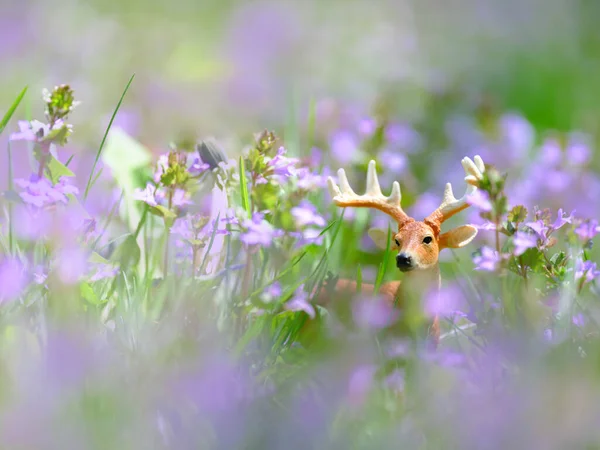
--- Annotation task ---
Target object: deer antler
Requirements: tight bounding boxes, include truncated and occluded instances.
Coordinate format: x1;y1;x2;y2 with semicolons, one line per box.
425;155;485;226
327;160;410;225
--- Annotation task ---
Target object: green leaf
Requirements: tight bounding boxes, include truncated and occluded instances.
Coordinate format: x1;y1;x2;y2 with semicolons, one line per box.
84;74;135;200
508;205;528;224
111;234;141;269
101;128;152;232
46;154;75;183
239;156;251;217
80;282;101;305
0;86;28;136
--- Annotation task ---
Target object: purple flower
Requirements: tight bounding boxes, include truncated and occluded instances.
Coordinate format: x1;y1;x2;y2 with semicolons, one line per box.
575;259;600;284
575;219;599;241
15;174;78;208
260;282;282;303
295;167;327;191
358;118;376;137
9;120;48;142
473;246;501;271
171;189;192;208
297;228;324;246
89;263;119;282
385;122;421;151
291;201;326;228
284;286;315;318
188;155;210;176
267;147;298;179
352;295;400;330
329;131;360;164
572;313;585;328
566;133;591;166
347;365;377;405
466;190;493;212
526;220;548;240
379;149;407;173
551;208;574;230
513;231;538;256
0;258;27;302
499;113;534;157
132;183;158;207
240;212;281;247
424;283;465;318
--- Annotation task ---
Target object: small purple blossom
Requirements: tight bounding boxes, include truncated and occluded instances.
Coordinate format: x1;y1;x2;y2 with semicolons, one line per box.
466;190;493;212
551;208;574;230
188;155;210;176
10;120;48;141
575;219;599;241
329;131;360;164
240;212;282;247
575;259;600;285
267;147;299;179
171;189;192;208
284;285;315;318
295;167;327;191
132;183;158;207
473;246;501;271
291;201;326;228
358;118;376;136
260;282;282;303
513;231;538;256
15;174;79;208
347;365;377;406
0;258;27;302
526;220;548;240
572;313;585;328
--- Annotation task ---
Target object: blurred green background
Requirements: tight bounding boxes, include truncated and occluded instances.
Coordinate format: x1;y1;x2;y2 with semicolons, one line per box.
2;0;600;150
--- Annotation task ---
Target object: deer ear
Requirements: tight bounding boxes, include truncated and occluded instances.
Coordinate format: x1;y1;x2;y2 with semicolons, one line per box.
438;225;478;250
368;228;398;250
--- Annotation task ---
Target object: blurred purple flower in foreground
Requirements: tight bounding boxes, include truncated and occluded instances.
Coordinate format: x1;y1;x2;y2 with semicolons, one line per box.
513;231;538;256
15;175;78;208
575;219;600;242
132;183;158;207
284;285;315;318
466;190;492;212
424;283;465;318
575;260;600;285
352;295;399;330
473;246;501;271
0;258;27;302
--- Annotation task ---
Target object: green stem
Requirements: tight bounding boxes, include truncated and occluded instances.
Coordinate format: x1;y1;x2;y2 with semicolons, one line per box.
163;189;174;276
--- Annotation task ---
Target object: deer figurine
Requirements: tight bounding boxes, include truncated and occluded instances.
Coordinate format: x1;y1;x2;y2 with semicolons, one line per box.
314;155;486;348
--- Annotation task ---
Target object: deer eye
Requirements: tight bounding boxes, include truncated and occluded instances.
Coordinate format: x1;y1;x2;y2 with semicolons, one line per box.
423;236;433;244
394;238;400;247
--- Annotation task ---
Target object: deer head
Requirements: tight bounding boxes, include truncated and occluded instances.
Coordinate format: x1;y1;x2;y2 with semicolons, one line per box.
327;155;485;273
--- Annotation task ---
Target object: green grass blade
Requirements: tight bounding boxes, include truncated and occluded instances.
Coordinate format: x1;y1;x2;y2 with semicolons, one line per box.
83;74;135;201
356;264;362;293
0;86;28;136
374;224;392;293
198;211;221;274
238;156;251;217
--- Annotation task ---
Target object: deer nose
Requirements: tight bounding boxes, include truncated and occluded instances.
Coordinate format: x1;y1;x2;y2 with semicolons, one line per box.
396;253;414;271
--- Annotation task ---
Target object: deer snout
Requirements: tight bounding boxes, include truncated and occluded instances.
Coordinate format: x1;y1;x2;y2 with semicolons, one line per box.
396;253;414;272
